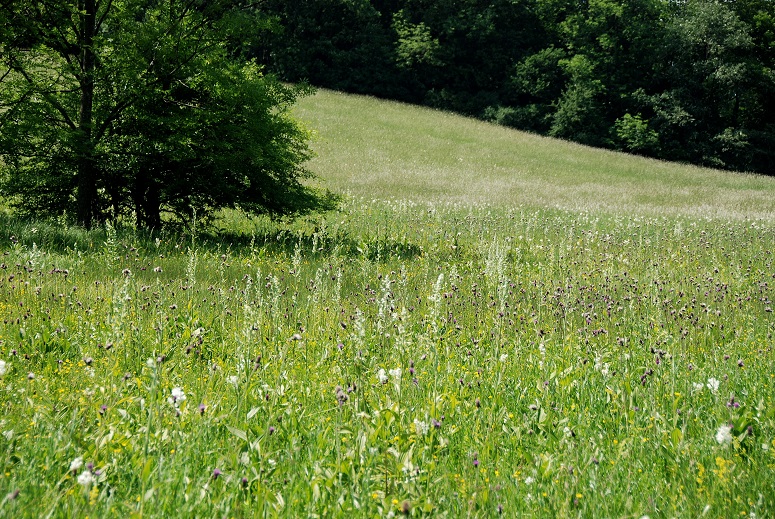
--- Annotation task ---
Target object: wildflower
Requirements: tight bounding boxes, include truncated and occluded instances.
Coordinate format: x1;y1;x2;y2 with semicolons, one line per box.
377;369;388;384
715;424;733;445
706;377;720;393
69;457;84;473
198;403;206;415
524;476;535;485
290;333;302;341
0;360;6;376
335;386;348;405
389;367;402;380
737;359;744;368
77;470;94;487
212;468;222;480
414;419;429;436
727;396;740;408
692;382;704;392
499;354;508;363
168;387;186;407
227;375;239;386
27;372;35;380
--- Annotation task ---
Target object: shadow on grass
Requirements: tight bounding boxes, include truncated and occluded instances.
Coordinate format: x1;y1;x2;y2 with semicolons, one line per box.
0;214;423;261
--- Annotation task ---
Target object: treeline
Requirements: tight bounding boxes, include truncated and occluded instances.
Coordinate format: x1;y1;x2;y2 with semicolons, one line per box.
251;0;774;175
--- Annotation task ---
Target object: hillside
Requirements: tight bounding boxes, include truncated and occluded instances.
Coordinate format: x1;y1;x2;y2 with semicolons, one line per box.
295;89;775;221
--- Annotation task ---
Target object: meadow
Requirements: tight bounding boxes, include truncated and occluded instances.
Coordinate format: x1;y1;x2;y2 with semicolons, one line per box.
1;90;775;518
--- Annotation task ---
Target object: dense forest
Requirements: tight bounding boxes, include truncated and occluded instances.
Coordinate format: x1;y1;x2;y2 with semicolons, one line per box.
253;0;774;176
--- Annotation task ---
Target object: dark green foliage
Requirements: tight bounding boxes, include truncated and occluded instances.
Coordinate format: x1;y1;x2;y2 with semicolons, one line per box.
253;0;774;176
0;0;335;230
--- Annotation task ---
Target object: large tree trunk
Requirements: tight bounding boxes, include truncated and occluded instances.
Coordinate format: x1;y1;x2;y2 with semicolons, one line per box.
76;0;97;229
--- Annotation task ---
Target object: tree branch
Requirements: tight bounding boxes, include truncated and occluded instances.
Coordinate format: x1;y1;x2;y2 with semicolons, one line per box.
8;55;77;130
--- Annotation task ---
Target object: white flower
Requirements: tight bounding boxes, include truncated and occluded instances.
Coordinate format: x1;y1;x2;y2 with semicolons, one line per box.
77;470;94;487
716;424;733;445
600;363;610;377
499;354;508;363
192;327;204;338
389;368;402;380
414;419;429;436
377;369;388;384
707;377;720;393
0;360;6;376
69;457;83;473
168;387;186;407
524;476;535;485
227;375;239;386
146;358;155;368
692;382;704;393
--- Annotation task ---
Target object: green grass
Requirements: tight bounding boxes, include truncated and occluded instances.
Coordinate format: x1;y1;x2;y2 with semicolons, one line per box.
295;89;775;220
1;91;775;518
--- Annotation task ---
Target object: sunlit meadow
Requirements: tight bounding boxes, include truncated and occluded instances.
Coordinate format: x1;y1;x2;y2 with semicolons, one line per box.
1;90;775;517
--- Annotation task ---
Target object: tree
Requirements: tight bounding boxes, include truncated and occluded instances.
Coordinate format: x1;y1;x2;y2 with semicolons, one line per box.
0;0;334;230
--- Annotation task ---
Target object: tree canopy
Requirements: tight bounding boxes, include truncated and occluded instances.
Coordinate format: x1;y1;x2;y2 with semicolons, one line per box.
0;0;335;230
252;0;775;176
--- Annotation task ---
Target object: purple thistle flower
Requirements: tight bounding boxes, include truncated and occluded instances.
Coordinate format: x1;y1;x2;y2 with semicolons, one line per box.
212;468;222;479
198;403;206;415
268;426;275;435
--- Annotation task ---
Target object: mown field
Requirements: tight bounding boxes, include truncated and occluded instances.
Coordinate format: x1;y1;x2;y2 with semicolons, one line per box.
1;90;775;518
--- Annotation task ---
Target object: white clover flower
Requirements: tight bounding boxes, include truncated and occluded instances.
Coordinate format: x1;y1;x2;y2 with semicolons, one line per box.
377;369;388;384
69;457;84;473
716;424;733;445
77;470;94;487
168;387;186;407
0;360;7;376
389;368;402;380
414;419;429;436
707;377;720;393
